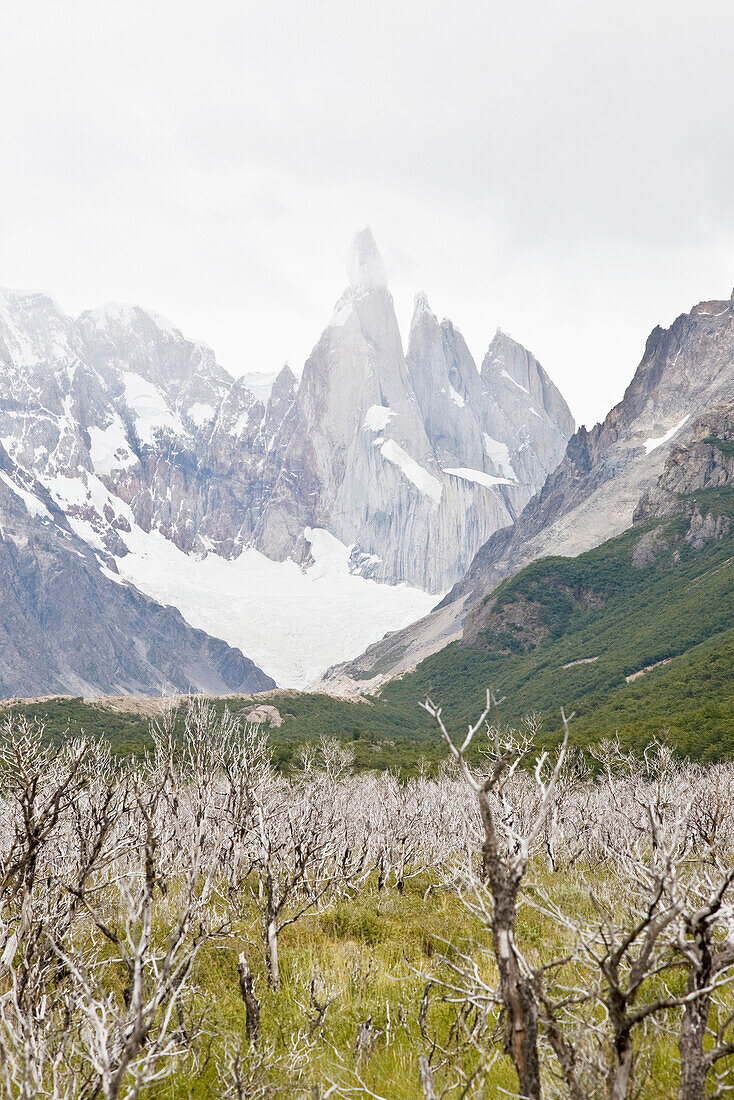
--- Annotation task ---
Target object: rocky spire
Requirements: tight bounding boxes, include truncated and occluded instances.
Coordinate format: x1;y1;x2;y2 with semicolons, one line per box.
411;290;434;322
482;330;575;437
347;227;388;291
270;362;297;402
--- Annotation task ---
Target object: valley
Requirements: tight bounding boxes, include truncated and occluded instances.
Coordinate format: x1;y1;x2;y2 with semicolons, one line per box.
8;427;733;769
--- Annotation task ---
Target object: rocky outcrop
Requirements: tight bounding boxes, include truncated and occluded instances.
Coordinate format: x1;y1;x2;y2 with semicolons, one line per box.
244;704;284;728
634;402;734;521
633;400;734;550
322;292;734;691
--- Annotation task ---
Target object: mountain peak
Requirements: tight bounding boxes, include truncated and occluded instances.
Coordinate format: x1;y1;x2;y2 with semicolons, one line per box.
488;327;521;352
272;362;297;397
83;301;184;340
411;290;434;321
277;361;296;384
347;228;388;291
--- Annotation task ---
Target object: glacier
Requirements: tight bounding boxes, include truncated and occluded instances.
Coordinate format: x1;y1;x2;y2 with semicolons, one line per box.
114;521;437;689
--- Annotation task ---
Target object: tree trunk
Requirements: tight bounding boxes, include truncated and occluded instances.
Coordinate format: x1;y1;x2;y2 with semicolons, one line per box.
492;906;541;1100
265;919;279;988
419;1054;437;1100
237;951;260;1041
678;981;710;1100
608;1032;634;1100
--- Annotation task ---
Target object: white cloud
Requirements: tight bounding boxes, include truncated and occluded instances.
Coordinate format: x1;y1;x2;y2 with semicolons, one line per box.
0;0;732;427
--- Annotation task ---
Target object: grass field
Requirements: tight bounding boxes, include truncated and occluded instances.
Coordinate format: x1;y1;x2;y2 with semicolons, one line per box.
119;866;712;1099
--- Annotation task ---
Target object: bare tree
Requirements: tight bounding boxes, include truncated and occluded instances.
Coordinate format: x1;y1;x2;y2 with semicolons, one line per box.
675;858;734;1099
6;696;734;1098
219;730;366;987
422;692;570;1100
537;742;704;1100
52;705;226;1100
0;718;89;970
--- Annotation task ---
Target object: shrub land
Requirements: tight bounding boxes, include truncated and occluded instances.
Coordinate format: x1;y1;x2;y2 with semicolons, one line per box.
2;699;734;1098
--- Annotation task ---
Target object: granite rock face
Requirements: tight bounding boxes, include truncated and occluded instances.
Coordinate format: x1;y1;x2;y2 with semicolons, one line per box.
634;401;734;521
0;233;575;695
258;232;574;591
322;291;734;690
0;232;573;599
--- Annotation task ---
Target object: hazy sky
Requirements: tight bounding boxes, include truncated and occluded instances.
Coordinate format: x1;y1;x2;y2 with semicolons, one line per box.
2;1;732;427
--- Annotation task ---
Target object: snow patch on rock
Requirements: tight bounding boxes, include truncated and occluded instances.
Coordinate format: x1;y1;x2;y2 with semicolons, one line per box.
363;405;394;432
121;372;186;445
501;369;530;395
88;419;138;475
482;433;517;480
443;467;514;489
643;415;690;454
380;439;442;505
187;402;215;428
0;471;51;519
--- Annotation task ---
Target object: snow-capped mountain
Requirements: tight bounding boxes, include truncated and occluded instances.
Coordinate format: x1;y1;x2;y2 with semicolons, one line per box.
0;439;275;698
257;230;573;591
323;287;734;691
0;232;574;690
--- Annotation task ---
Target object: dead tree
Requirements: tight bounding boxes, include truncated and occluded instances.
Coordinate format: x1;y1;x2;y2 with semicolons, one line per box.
238;951;261;1041
540;742;694;1100
53;737;225;1099
674;859;734;1099
0;718;89;970
422;691;570;1100
219;732;366;988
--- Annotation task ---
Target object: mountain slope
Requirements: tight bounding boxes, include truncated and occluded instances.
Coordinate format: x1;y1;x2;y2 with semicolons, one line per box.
17;404;734;763
324;290;734;690
0;444;275;698
377;403;734;745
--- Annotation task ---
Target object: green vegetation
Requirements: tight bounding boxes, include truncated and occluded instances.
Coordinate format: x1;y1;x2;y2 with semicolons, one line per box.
5;700;734;1097
5;487;733;768
702;434;734;458
142;877;504;1099
127;869;714;1099
389;505;734;756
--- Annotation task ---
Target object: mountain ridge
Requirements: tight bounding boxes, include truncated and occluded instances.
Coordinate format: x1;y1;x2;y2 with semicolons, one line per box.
0;440;275;698
321;287;734;692
9;409;733;765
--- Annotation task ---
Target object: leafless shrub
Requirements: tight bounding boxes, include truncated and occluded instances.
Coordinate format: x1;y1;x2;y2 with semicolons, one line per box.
3;698;734;1098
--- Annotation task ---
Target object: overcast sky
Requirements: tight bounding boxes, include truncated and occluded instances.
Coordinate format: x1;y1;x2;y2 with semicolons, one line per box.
1;1;732;426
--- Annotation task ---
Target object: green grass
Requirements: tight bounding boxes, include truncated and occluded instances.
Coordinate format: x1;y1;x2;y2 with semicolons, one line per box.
131;877;501;1099
95;867;728;1098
